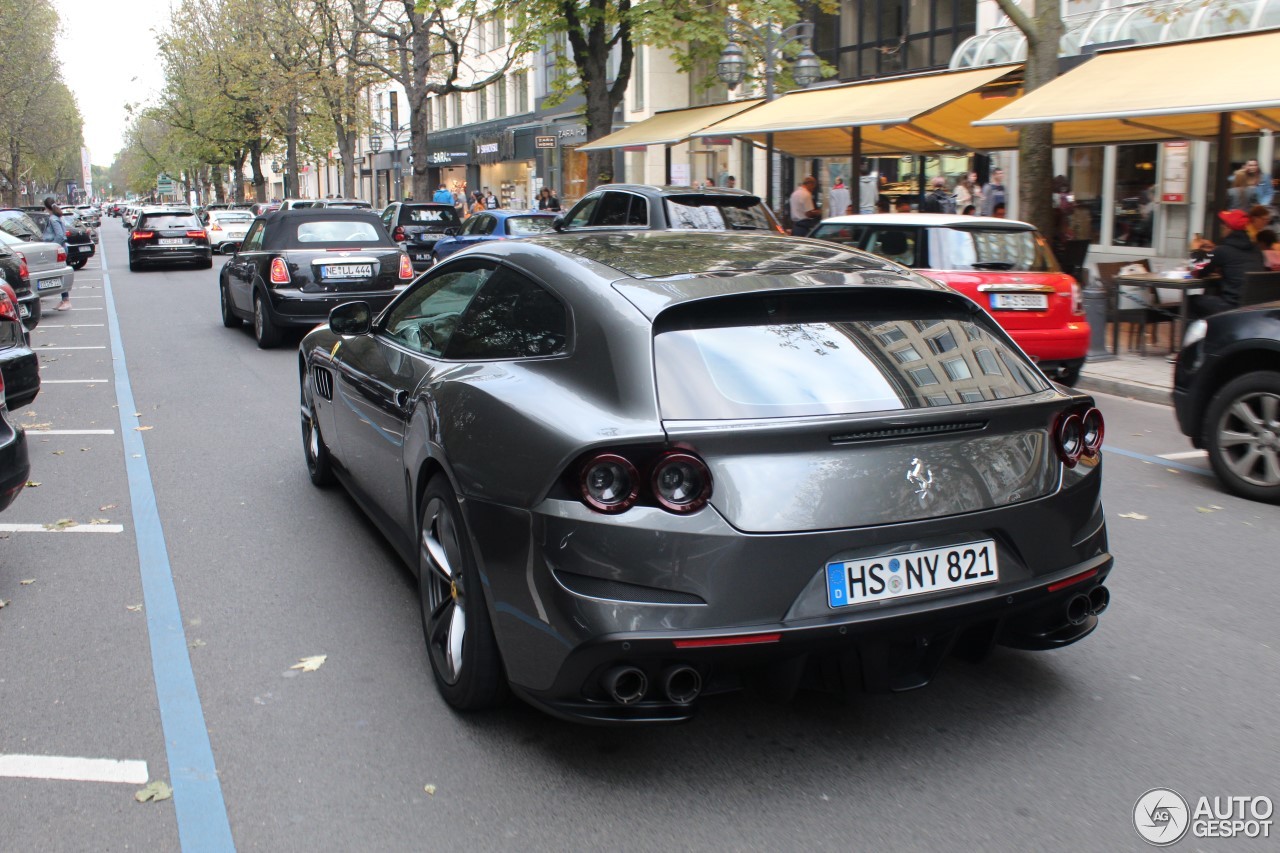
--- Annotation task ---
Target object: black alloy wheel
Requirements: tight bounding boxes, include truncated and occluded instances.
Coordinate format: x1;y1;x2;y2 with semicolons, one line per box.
1204;370;1280;503
253;292;282;349
418;474;507;710
22;298;41;331
301;403;335;487
219;280;240;328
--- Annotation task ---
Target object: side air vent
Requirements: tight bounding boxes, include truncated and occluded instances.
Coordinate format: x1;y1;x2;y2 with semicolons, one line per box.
553;571;706;606
311;366;334;401
830;421;987;444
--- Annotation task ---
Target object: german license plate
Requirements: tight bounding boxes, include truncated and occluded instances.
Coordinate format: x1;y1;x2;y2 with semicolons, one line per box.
159;238;187;246
323;264;372;278
826;540;998;608
18;303;29;319
991;293;1048;310
413;253;429;260
36;277;62;291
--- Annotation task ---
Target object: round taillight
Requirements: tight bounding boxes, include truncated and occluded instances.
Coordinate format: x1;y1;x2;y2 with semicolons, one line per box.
1055;412;1084;467
580;453;639;514
1081;407;1104;457
393;226;406;242
651;452;712;513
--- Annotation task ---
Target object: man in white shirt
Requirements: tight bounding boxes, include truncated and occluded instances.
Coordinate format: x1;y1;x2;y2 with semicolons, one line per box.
789;176;820;237
828;177;851;218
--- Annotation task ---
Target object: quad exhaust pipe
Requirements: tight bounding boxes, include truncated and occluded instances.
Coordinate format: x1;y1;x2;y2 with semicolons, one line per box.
601;666;648;705
600;664;704;705
661;665;703;705
1066;585;1111;626
1088;585;1110;615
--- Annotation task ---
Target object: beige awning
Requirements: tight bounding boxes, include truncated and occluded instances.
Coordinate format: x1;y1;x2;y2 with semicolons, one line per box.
974;30;1280;143
576;100;766;152
692;65;1022;156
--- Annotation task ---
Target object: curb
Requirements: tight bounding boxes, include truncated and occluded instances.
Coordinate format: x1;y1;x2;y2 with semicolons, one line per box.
1075;374;1172;407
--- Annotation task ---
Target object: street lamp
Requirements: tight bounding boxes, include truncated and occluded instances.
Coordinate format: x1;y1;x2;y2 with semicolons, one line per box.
369;137;385;207
271;159;288;198
716;19;820;209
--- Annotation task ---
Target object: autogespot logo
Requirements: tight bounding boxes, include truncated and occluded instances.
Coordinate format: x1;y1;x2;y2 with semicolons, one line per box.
1134;788;1190;846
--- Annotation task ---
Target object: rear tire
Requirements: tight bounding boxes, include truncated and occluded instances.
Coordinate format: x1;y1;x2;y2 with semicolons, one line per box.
253;292;282;349
1058;362;1082;387
220;281;240;328
197;257;213;269
128;257;140;272
419;474;507;711
1203;370;1280;503
22;298;41;331
71;259;87;270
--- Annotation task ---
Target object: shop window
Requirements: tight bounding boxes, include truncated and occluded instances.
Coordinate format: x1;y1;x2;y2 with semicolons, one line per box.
1067;147;1103;245
1113;144;1158;248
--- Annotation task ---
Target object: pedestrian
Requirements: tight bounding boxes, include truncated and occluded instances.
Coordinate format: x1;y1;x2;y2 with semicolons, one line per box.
875;197;891;214
953;171;983;213
980;168;1007;217
827;177;851;222
859;163;878;214
469;191;485;218
1228;159;1273;209
961;204;977;216
1246;203;1273;239
894;198;912;213
1256;228;1280;270
42;196;72;311
1191;209;1265;316
788;175;821;237
991;202;1007;218
484;188;499;209
432;184;453;205
537;187;561;212
725;175;736;189
919;176;956;213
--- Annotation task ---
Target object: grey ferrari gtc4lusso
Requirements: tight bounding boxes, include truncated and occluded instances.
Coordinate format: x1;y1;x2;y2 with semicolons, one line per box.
298;231;1114;724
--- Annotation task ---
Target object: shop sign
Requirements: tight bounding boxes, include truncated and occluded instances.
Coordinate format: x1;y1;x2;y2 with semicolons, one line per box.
428;151;466;164
535;136;557;149
557;126;587;141
1161;141;1190;203
476;142;499;155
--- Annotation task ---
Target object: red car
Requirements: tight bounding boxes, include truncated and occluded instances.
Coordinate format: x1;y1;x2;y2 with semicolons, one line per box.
810;214;1089;385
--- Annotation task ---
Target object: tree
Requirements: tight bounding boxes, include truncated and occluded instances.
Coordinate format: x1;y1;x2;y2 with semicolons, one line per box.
346;0;534;199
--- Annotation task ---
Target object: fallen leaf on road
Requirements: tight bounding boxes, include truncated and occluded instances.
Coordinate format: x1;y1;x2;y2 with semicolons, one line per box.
0;599;9;609
43;519;78;530
1195;506;1217;513
1117;512;1148;520
89;518;110;525
132;412;142;417
424;784;437;796
1210;504;1223;510
29;423;52;429
99;504;117;511
134;781;172;803
290;655;327;673
20;579;35;585
25;481;40;487
134;425;153;432
189;639;206;649
52;450;64;456
127;604;143;612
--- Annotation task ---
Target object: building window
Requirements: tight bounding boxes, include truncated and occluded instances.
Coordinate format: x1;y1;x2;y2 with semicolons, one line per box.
497;79;507;116
493;15;505;48
450;92;462;125
477;17;488;53
1113;143;1159;248
478;87;488;122
632;46;645;112
515;70;528;114
825;0;976;80
436;97;446;131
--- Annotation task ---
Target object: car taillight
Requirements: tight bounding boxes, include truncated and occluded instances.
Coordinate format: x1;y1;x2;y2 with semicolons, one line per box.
56;247;66;263
0;292;18;323
187;230;207;239
269;257;291;284
580;453;640;514
1071;281;1084;315
578;448;713;514
17;253;29;281
1053;405;1104;467
398;253;414;280
131;231;155;240
392;226;406;242
651;451;712;513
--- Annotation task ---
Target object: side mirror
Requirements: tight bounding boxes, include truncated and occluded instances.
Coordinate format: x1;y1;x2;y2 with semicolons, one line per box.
443;227;459;237
329;301;372;336
552;214;566;232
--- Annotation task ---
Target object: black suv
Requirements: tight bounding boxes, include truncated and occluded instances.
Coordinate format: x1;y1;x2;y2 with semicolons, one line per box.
129;208;213;271
554;184;783;233
379;202;462;271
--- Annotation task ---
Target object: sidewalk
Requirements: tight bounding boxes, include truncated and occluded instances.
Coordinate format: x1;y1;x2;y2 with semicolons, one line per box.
1075;352;1174;406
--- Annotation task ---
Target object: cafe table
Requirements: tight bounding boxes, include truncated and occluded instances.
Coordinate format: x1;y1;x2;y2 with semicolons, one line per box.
1113;271;1221;356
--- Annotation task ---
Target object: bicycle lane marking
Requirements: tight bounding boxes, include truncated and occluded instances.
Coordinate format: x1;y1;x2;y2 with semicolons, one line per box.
101;240;236;852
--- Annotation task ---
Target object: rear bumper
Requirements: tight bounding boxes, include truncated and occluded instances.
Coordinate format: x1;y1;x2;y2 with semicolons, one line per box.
267;289;401;328
32;267;73;295
0;423;30;513
0;347;40;409
67;242;95;260
130;245;212;265
1008;322;1090;364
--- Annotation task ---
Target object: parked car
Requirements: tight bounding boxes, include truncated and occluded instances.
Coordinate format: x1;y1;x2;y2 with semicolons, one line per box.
0;231;46;328
73;204;100;227
0;293;31;512
430;210;555;263
205;209;253;253
219;208;414;348
250;202;281;217
809;214;1090;386
379;202;463;271
298;230;1113;723
0;282;39;411
23;209;96;270
554;184;784;234
1174;303;1280;502
0;229;71;323
128;208;213;271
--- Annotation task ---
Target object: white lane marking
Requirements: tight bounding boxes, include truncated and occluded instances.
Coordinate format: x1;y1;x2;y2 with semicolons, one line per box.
39;379;111;384
32;324;106;328
27;429;116;435
0;523;125;533
37;346;107;350
0;754;148;784
1159;449;1208;460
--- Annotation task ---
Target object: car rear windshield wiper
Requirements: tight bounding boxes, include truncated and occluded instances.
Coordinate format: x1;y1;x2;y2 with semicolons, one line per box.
971;261;1017;270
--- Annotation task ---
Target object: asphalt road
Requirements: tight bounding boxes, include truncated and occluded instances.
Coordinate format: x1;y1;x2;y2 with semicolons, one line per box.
1;224;1277;851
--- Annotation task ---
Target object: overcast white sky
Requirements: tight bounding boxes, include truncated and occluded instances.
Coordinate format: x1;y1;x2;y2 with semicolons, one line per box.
56;0;175;166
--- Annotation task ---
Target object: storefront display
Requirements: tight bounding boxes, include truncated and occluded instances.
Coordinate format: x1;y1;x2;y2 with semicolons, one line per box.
1113;144;1159;248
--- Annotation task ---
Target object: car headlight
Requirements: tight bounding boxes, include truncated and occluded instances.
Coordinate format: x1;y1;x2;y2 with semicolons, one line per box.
1182;318;1207;349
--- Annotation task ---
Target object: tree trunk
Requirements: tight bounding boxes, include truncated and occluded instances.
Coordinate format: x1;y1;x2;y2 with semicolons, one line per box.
409;18;432;200
212;166;225;203
1016;5;1064;239
249;140;267;202
232;152;247;203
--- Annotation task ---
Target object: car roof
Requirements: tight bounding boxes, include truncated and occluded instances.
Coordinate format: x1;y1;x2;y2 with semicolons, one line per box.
819;213;1036;229
584;183;760;199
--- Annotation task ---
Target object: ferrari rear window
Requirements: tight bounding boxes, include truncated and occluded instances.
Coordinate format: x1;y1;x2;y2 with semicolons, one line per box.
654;294;1045;419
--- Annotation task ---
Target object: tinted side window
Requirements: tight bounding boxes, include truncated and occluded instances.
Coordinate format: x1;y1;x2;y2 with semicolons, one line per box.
446;269;569;360
864;228;921;267
595;192;634;226
239;221;264;251
808;223;867;248
382;263;495;356
475;215;497;236
564;195;599;228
